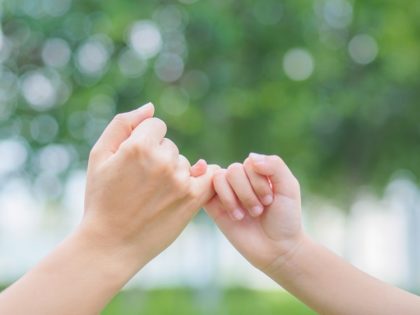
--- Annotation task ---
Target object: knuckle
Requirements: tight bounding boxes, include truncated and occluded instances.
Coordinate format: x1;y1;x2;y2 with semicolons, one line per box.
173;175;189;193
183;183;200;200
213;169;227;182
153;156;173;174
120;142;145;158
186;188;199;200
215;168;227;177
156;162;172;175
291;176;301;190
209;164;222;174
178;154;191;168
226;163;242;178
243;157;253;169
153;118;167;132
168;141;179;156
227;162;242;171
270;155;285;168
89;146;100;160
113;113;129;124
221;200;239;212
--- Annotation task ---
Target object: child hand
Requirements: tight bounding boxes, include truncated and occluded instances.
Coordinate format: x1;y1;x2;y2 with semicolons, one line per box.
205;153;303;272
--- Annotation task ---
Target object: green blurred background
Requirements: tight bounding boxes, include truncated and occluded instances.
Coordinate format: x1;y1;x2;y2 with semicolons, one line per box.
0;0;419;314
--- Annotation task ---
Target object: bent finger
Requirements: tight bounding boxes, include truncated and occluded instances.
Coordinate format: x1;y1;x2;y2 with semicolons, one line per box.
249;153;300;199
226;163;264;217
190;159;207;177
92;103;154;160
244;157;273;206
159;138;179;167
129;117;167;147
190;164;220;206
213;169;245;221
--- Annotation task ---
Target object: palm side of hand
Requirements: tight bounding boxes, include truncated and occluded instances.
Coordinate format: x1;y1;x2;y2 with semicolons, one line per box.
205;191;302;271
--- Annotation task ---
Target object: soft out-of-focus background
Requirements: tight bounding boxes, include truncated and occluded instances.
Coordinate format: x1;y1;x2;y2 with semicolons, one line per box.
0;0;419;313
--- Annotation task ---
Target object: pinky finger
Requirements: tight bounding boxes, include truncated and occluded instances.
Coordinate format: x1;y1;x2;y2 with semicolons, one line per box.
190;159;207;177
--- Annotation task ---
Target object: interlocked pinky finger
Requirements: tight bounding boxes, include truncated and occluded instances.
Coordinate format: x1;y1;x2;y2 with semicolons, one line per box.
190;159;207;177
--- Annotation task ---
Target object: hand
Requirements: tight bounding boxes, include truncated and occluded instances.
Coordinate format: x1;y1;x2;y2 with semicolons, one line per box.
81;103;219;270
205;153;303;273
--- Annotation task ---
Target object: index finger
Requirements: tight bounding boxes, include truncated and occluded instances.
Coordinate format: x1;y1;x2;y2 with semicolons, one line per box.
92;103;154;160
249;153;300;199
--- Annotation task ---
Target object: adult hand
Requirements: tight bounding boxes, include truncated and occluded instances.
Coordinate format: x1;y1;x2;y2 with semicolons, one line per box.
0;103;219;315
82;103;219;269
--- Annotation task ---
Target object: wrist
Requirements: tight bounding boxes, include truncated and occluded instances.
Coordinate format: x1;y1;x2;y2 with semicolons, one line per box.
74;223;147;282
0;224;146;314
263;232;310;281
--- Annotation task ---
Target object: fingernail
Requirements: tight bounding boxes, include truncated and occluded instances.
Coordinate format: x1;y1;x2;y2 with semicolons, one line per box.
231;208;245;221
262;195;273;206
249;153;266;164
138;102;154;110
250;205;264;217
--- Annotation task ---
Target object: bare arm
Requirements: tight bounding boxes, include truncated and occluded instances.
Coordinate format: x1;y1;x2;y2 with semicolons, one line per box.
267;235;420;315
205;153;420;315
0;228;144;315
0;103;217;315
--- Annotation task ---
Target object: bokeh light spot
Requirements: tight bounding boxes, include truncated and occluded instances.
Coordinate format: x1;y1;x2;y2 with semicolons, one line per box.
118;48;147;78
0;139;28;176
21;71;57;110
0;32;12;63
348;34;379;65
75;36;112;77
160;87;189;116
37;144;72;174
155;53;184;82
283;48;315;81
42;0;72;17
42;38;71;68
323;0;353;29
129;21;162;59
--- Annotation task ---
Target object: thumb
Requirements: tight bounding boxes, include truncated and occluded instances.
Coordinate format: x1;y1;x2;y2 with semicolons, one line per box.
92;103;154;161
190;164;221;206
248;153;300;199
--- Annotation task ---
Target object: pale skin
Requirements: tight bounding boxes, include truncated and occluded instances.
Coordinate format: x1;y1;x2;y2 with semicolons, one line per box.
0;103;215;315
1;106;419;315
205;153;420;315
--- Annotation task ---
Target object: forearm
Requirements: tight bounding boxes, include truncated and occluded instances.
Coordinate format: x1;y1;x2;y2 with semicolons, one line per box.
0;227;144;315
267;235;420;315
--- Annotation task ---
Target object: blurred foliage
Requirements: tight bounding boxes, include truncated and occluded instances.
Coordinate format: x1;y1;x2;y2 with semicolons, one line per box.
0;0;419;203
102;288;316;315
